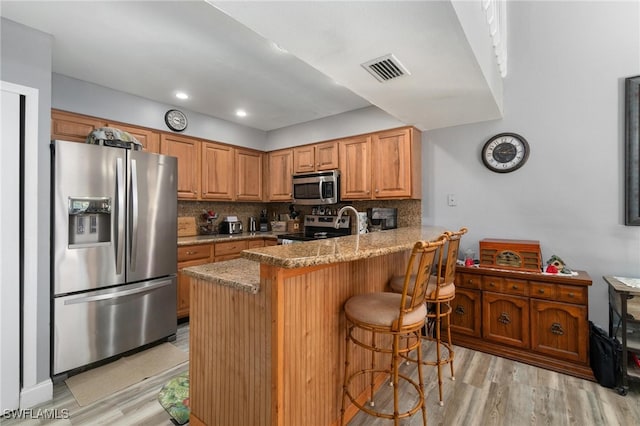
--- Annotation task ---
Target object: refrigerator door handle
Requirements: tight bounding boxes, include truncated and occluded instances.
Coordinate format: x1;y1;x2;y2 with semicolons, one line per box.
115;157;125;274
62;279;174;305
130;158;139;271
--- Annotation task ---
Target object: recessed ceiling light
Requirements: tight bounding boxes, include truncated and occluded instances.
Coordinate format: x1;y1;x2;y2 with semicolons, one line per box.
236;109;247;117
271;42;288;54
175;92;189;100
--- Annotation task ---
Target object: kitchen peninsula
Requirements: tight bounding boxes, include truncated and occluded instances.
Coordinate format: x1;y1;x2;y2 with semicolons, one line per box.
183;226;446;426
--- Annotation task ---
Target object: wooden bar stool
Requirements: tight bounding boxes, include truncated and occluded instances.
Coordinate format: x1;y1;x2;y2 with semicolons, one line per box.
389;227;467;406
340;235;447;426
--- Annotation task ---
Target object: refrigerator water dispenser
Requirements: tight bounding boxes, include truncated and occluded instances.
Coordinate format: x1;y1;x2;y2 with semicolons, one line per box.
68;197;111;247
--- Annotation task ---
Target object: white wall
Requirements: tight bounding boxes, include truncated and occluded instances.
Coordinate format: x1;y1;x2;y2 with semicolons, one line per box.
52;74;267;150
424;1;640;328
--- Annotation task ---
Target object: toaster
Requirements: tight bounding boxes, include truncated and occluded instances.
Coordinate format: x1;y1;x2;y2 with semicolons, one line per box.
219;219;243;234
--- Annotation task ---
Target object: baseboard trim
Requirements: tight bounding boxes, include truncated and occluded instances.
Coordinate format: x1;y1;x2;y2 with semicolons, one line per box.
20;379;53;408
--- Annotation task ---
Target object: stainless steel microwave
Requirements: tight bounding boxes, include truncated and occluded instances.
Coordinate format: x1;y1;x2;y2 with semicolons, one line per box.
292;170;340;205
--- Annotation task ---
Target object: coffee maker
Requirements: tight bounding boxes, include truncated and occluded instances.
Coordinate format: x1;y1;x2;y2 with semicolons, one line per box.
259;209;269;232
367;208;398;231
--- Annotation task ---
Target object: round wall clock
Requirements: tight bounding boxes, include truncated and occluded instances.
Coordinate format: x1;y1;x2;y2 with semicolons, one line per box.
481;132;530;173
164;109;188;132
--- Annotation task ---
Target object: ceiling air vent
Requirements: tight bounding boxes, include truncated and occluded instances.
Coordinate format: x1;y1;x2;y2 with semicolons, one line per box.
361;54;410;83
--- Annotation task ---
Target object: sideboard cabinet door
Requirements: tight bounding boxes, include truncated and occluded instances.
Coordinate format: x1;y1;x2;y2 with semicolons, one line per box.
530;299;588;363
450;288;482;337
482;292;530;348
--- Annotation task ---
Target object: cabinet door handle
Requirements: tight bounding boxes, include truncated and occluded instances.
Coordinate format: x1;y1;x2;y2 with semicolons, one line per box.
568;292;575;298
551;322;565;335
497;312;511;324
455;305;465;315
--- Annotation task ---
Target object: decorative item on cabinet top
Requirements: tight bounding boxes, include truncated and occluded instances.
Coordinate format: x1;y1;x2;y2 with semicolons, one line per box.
479;238;541;272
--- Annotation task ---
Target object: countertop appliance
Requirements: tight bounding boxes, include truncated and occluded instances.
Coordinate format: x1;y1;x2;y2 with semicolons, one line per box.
292;170;340;205
219;216;243;234
367;207;398;231
277;215;350;244
248;217;257;232
51;140;178;376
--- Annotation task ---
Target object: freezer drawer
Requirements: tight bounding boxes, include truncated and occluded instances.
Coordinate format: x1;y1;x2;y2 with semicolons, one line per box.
53;276;177;375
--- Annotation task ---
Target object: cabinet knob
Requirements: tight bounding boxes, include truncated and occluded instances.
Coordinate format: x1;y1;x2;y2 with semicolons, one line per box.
375;189;379;193
512;285;519;290
468;279;475;285
489;282;496;287
538;289;545;294
186;250;195;255
568;292;574;298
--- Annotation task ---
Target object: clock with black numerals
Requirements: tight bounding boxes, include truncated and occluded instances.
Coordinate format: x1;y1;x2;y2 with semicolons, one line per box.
481;132;530;173
164;109;188;132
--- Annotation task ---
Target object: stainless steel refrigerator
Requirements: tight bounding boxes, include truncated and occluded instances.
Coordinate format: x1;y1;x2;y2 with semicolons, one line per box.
51;140;178;375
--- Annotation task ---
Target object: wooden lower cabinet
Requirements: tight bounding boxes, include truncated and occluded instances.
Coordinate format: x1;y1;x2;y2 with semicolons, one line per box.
452;267;593;380
177;244;213;319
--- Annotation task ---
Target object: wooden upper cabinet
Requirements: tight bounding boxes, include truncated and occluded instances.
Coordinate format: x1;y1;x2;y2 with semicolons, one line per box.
160;134;201;200
108;122;160;154
51;110;107;143
201;142;234;201
372;128;417;199
293;141;338;173
236;148;263;201
267;149;293;201
339;135;372;200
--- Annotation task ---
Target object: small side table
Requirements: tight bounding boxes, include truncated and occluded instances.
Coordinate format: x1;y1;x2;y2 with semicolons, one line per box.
604;276;640;394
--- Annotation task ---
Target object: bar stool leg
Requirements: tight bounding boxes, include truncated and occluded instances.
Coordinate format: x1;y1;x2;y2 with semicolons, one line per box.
446;304;455;380
435;303;444;406
340;323;352;426
369;331;376;407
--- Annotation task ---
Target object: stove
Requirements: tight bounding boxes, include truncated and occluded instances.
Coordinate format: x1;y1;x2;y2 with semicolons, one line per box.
277;215;351;244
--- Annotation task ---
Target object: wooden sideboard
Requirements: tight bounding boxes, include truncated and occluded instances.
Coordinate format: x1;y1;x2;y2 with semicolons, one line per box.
452;266;594;380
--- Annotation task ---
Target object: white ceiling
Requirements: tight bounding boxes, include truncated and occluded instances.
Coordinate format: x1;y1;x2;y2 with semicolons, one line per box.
1;0;503;132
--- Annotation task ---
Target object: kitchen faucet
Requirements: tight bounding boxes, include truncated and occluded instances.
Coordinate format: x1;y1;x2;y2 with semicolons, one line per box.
334;205;360;229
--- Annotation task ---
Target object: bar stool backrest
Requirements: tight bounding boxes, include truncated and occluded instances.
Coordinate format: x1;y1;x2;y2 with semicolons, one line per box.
393;235;447;331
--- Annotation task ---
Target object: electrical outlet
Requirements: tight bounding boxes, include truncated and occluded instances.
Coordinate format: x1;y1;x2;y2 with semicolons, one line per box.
447;194;457;206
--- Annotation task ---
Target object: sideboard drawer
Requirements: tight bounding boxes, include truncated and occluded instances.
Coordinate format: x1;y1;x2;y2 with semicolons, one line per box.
529;282;557;300
481;276;505;292
457;273;481;289
557;285;587;304
503;278;528;296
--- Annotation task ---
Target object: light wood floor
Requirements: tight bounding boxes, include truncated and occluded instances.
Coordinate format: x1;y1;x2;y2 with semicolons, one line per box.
2;322;638;425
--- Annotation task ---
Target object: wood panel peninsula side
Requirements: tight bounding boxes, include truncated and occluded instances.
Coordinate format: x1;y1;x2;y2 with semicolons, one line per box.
183;226;447;426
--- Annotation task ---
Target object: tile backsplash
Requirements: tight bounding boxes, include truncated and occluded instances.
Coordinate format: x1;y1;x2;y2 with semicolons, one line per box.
178;199;422;233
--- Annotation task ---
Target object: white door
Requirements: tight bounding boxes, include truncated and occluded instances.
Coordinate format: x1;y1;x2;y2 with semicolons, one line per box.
0;88;21;411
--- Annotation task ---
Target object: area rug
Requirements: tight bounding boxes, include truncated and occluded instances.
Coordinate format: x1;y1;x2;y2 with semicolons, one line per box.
65;343;188;407
158;371;190;425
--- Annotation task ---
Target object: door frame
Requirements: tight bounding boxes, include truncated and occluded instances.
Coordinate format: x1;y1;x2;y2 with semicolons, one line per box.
0;80;52;408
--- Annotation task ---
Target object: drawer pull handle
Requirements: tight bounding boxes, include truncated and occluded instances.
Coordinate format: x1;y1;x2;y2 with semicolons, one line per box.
468;279;475;285
568;292;574;298
498;312;511;324
551;322;565;335
489;282;496;287
455;305;465;315
512;285;519;290
186;250;196;255
538;289;545;294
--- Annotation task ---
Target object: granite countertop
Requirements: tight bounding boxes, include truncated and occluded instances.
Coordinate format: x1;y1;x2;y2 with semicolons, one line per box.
178;232;280;246
183;226;447;293
182;258;260;294
242;226;447;269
